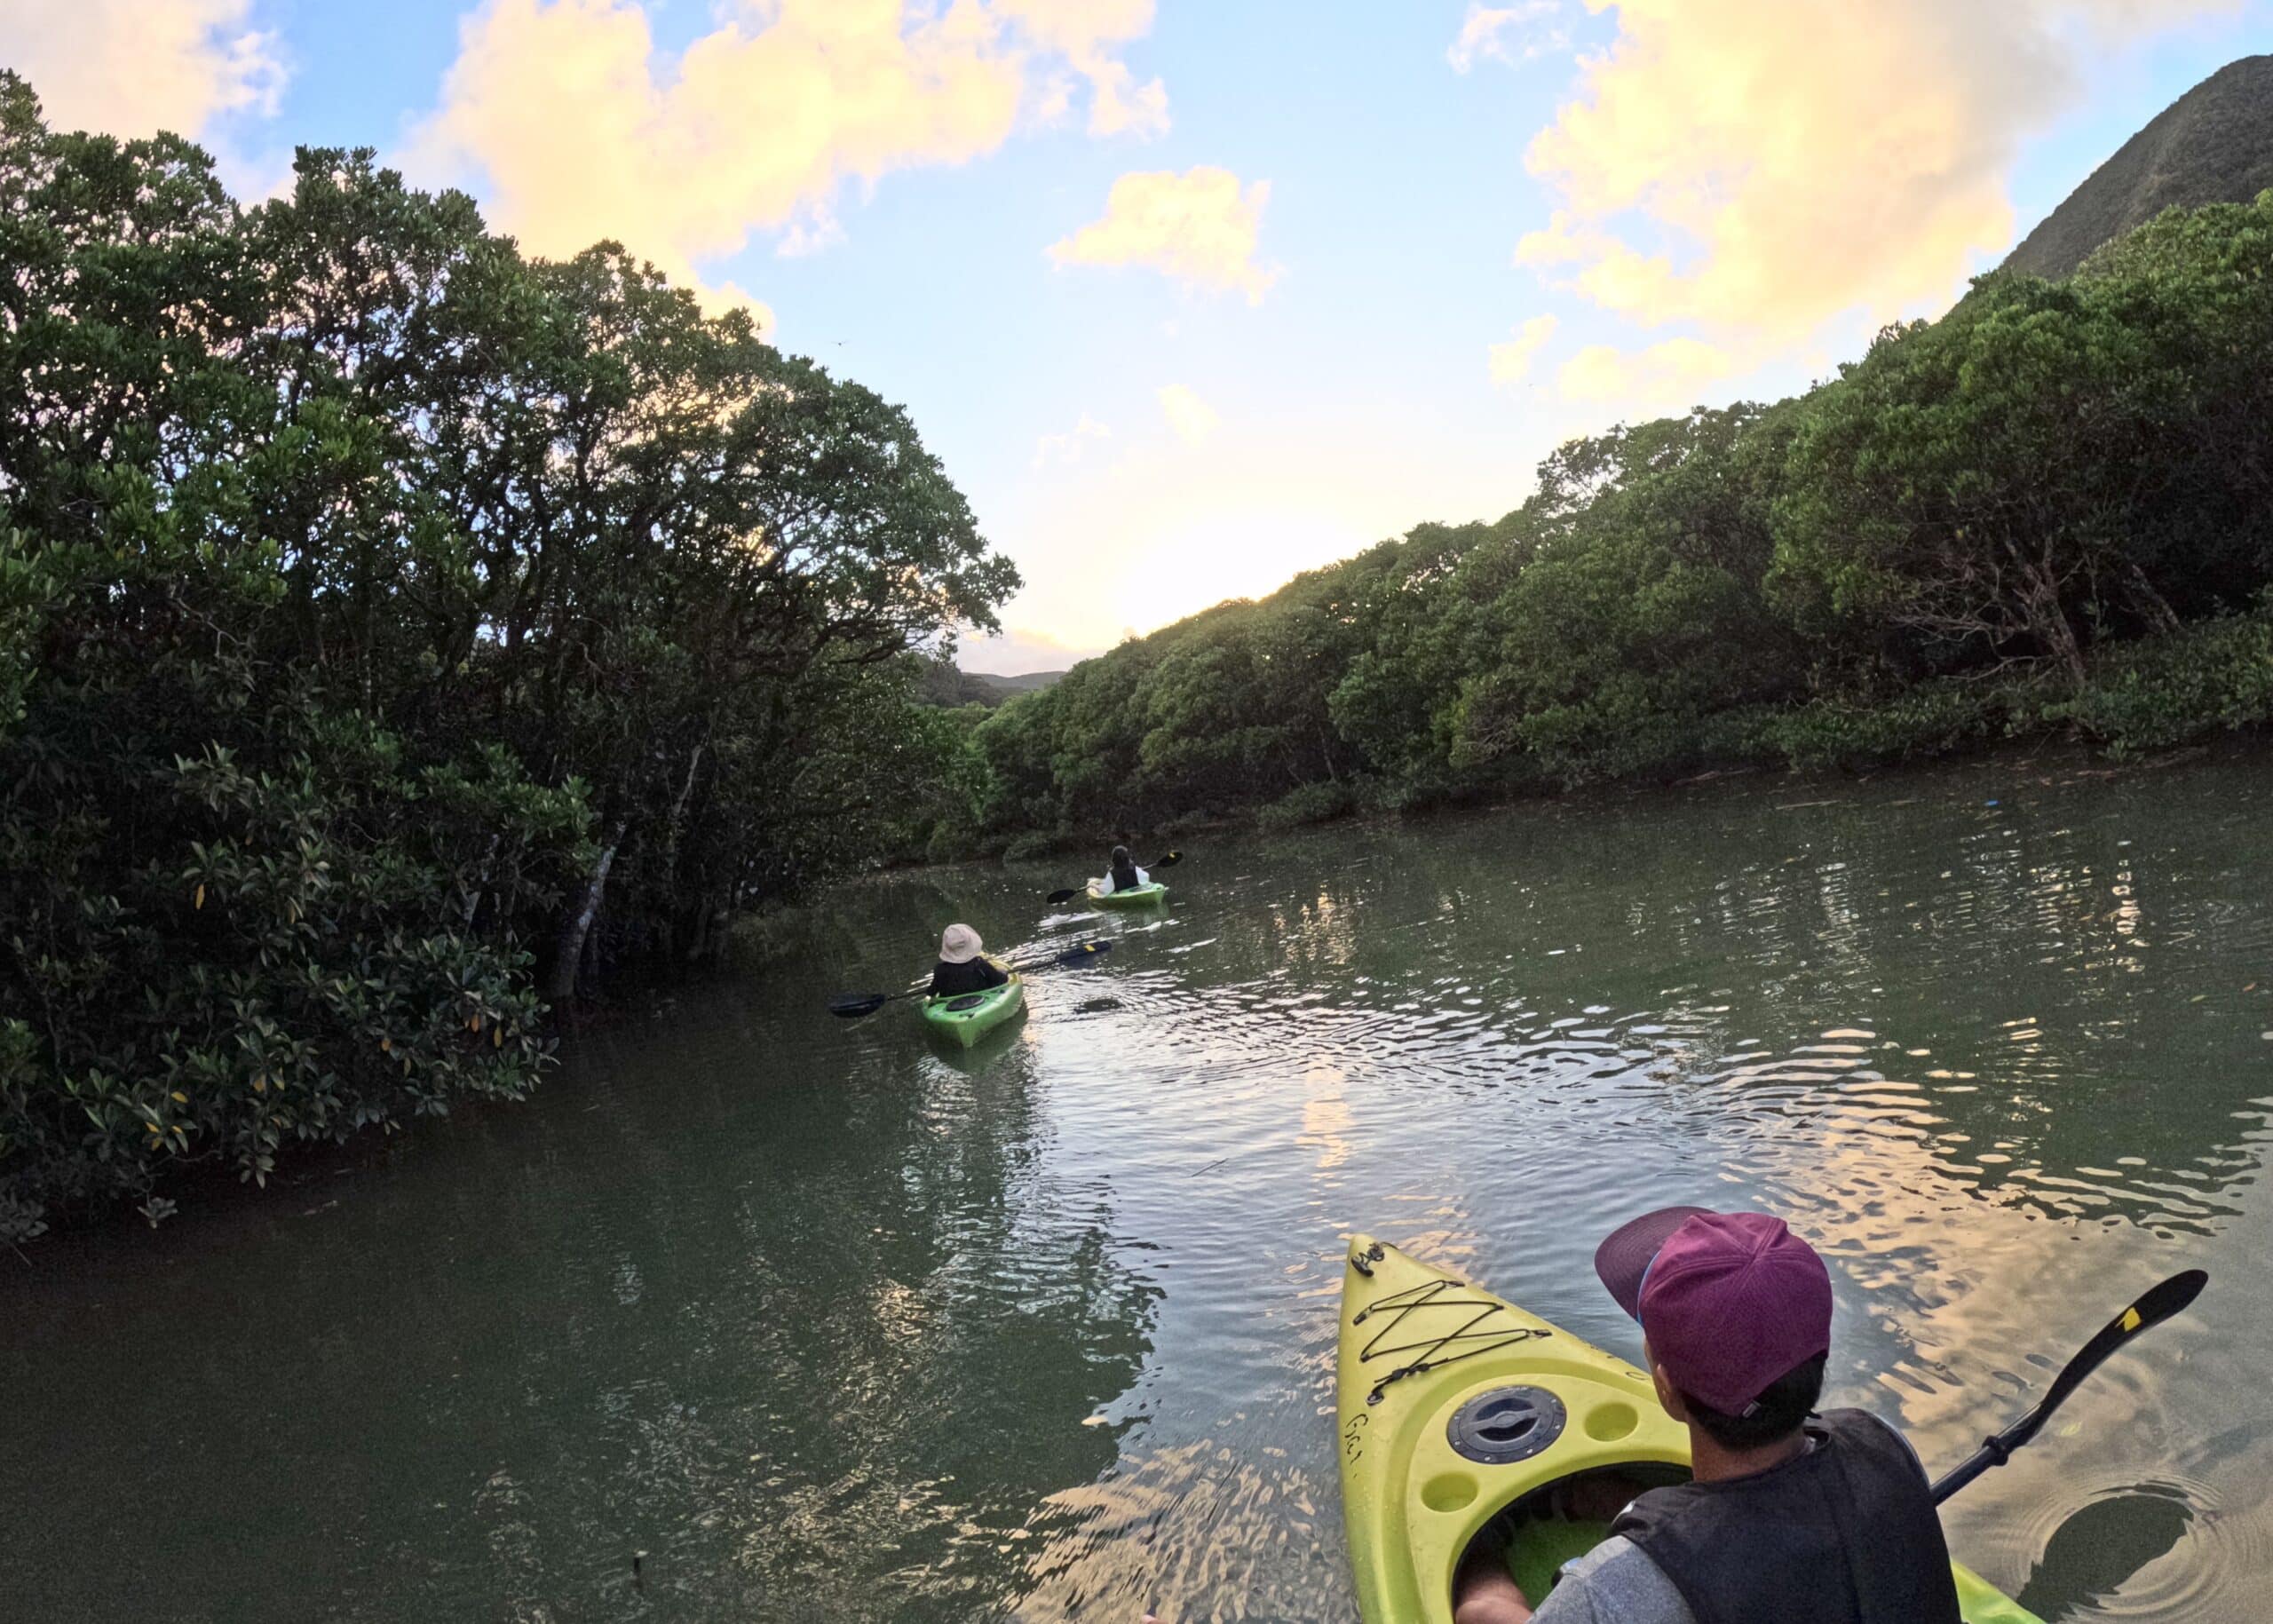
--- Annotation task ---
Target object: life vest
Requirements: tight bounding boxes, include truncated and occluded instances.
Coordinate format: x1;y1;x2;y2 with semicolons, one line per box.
1610;1409;1963;1624
1109;855;1141;891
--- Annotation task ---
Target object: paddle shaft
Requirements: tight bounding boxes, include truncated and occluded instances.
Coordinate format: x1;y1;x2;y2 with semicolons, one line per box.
1929;1268;2206;1505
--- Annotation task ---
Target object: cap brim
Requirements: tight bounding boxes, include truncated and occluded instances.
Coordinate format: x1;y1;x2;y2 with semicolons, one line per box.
1595;1206;1716;1319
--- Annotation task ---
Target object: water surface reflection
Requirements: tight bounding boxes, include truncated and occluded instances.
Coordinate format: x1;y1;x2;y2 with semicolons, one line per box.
4;749;2271;1621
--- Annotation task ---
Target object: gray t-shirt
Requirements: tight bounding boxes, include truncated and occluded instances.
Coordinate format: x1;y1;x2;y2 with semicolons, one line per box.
1528;1534;1696;1624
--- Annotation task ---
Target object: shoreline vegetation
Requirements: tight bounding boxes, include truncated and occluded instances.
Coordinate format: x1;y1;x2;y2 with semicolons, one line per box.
7;59;2271;1243
0;79;1018;1241
950;191;2273;860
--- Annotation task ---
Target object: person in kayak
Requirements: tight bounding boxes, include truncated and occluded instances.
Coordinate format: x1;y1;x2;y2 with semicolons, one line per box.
929;923;1009;997
1094;845;1148;896
1452;1207;1963;1624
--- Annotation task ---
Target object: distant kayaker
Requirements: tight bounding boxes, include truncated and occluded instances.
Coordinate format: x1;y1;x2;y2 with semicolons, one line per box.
929;923;1009;997
1452;1208;1963;1624
1094;845;1148;896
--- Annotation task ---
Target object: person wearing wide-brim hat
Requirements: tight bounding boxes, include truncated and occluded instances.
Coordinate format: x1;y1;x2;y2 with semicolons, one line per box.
1453;1207;1963;1624
929;923;1010;998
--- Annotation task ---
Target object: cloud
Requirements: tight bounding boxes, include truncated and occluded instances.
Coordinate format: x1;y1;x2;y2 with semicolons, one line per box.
1512;0;2234;408
1447;3;1568;72
996;0;1168;137
1556;338;1734;408
1156;384;1220;444
1;0;287;140
1034;412;1112;467
1487;313;1559;385
958;623;1109;677
1049;166;1279;302
408;0;1166;320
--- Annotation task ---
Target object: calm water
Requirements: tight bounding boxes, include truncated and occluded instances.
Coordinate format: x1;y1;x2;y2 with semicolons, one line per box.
6;749;2273;1623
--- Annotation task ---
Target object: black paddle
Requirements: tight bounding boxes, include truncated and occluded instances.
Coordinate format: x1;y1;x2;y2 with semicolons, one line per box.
1930;1268;2207;1504
1047;850;1183;906
826;939;1114;1019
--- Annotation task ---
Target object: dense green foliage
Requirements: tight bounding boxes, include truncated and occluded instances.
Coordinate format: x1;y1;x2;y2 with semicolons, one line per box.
0;80;1013;1237
972;191;2273;842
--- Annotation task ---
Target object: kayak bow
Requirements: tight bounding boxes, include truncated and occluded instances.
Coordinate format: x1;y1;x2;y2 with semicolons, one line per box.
1335;1235;2043;1624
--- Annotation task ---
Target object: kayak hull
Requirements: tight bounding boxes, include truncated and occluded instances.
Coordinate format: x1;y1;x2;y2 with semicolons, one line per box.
1088;882;1168;907
921;970;1025;1049
1335;1235;2043;1624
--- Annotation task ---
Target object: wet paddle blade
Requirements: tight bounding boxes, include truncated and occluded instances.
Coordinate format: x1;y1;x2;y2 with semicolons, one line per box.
828;993;891;1018
1931;1269;2207;1505
1011;939;1114;973
2035;1269;2207;1422
1045;888;1081;904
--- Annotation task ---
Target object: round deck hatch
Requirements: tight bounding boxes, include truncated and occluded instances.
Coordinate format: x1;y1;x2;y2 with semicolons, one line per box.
1446;1385;1566;1465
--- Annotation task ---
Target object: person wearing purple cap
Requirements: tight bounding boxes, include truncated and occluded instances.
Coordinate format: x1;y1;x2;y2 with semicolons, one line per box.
1453;1207;1963;1624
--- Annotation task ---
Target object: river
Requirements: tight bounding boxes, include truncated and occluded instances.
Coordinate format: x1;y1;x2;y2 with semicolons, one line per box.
4;748;2271;1622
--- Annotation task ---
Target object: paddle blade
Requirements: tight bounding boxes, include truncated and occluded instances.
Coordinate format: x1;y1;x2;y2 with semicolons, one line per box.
1045;888;1081;905
1150;851;1183;870
1932;1268;2207;1505
1053;939;1113;968
828;993;890;1018
2039;1270;2207;1418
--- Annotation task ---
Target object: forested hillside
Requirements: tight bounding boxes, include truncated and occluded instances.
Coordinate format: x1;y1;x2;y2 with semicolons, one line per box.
2008;56;2273;279
969;192;2273;847
0;78;1014;1237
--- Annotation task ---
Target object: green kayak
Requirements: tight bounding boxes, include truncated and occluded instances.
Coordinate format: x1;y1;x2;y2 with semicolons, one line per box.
1336;1235;2042;1624
920;970;1025;1049
1087;881;1167;907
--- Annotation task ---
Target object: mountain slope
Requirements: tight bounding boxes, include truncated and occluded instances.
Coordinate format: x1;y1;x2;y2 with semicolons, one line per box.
915;662;1067;707
2007;55;2273;279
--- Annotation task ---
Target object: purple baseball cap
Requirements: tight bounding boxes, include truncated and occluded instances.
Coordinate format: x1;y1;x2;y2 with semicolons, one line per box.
1594;1207;1833;1416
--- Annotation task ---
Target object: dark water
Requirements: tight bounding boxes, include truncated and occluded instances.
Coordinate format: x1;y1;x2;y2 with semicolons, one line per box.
6;749;2273;1622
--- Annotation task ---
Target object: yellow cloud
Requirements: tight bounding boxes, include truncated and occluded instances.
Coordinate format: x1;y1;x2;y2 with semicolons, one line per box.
1487;313;1559;386
410;0;1165;321
1513;0;2233;410
996;0;1168;137
1446;3;1568;73
1155;384;1220;444
1556;338;1735;407
1524;0;2233;338
3;0;285;139
1049;166;1280;302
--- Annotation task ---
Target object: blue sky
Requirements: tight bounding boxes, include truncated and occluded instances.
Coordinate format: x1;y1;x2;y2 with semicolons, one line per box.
8;1;2269;670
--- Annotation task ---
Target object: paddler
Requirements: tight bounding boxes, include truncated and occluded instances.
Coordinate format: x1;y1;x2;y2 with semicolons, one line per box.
929;923;1009;997
1453;1208;1963;1624
1093;844;1148;896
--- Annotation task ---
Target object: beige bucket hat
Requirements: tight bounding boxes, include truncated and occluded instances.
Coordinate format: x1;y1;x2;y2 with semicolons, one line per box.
939;923;984;963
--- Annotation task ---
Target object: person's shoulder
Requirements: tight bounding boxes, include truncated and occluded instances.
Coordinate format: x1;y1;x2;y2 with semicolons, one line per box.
1819;1407;1930;1475
1532;1536;1697;1624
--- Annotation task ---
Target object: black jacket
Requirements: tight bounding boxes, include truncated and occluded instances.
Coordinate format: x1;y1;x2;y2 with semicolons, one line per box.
1612;1410;1962;1624
930;956;1009;996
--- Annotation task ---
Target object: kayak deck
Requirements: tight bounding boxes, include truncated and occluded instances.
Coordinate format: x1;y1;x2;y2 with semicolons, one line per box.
1087;881;1167;907
1335;1235;2044;1624
920;971;1024;1049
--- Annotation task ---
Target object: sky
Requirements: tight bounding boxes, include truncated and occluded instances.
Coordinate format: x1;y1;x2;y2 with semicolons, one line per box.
4;2;2268;673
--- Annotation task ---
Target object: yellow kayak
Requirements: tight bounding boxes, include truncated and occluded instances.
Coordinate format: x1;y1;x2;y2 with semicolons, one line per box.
1335;1235;2042;1624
